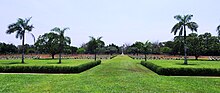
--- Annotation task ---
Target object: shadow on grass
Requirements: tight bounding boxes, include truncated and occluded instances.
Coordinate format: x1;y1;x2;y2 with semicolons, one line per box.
175;63;198;66
36;58;72;60
0;62;26;65
187;59;209;61
36;58;58;60
46;62;61;64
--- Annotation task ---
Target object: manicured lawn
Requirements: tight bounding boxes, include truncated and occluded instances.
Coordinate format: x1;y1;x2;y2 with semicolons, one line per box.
0;55;220;92
0;59;93;66
147;59;220;68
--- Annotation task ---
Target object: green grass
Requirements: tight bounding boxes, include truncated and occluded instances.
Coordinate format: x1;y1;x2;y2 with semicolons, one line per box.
147;59;220;68
0;59;93;66
0;56;220;92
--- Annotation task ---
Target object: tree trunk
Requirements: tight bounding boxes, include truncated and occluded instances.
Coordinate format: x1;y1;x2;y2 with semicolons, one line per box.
58;44;62;64
184;46;187;64
52;54;55;59
21;33;25;64
95;53;97;61
195;55;199;60
58;52;61;64
183;26;188;65
145;54;147;61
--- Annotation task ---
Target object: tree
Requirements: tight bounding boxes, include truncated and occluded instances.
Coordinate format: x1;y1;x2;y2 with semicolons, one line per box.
131;42;144;55
105;44;119;55
0;42;18;54
87;36;104;61
6;17;34;63
143;41;152;61
51;27;71;64
35;33;59;59
160;47;172;54
105;46;118;55
127;47;138;55
186;33;201;60
163;41;175;55
171;14;198;64
76;48;86;54
151;42;160;54
198;33;212;55
173;36;184;55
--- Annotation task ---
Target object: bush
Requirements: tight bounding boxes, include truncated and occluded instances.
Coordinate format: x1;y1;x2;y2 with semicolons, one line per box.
0;60;101;73
141;61;220;76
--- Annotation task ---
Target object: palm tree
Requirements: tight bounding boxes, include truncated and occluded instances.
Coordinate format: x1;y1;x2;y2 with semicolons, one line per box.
171;14;198;64
6;17;34;63
51;27;71;64
143;41;152;61
88;36;104;61
217;25;220;37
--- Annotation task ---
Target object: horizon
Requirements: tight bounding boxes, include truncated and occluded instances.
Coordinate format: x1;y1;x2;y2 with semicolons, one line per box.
0;0;220;47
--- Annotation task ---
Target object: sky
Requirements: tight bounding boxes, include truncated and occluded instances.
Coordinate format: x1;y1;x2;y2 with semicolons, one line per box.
0;0;220;47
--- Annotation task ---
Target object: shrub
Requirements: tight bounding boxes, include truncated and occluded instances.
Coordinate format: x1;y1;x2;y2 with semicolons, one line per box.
0;60;101;73
141;61;220;76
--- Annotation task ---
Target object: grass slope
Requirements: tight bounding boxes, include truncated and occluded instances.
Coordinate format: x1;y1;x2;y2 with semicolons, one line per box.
0;56;220;92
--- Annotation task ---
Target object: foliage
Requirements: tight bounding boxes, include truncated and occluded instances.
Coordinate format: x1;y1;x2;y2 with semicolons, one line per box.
86;36;105;54
76;48;86;54
6;17;34;63
105;44;119;55
0;42;18;54
85;36;105;61
51;27;71;63
217;24;220;37
171;14;198;64
63;46;78;54
35;33;59;59
186;33;201;60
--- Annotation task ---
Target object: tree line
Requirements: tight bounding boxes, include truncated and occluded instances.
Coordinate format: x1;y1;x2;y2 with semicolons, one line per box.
2;32;220;59
2;14;220;64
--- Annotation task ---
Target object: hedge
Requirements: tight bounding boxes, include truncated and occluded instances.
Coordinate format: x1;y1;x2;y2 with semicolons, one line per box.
141;61;220;76
0;60;101;73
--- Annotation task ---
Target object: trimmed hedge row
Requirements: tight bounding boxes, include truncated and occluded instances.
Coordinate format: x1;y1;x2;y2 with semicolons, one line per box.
0;60;101;73
110;55;117;59
141;61;220;76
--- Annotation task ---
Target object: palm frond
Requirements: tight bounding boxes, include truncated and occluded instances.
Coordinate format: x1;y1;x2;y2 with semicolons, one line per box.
179;27;183;36
25;17;32;25
29;33;35;43
186;22;198;32
174;15;183;22
64;36;71;44
6;17;34;40
97;36;103;40
63;27;70;31
217;25;220;36
51;27;61;34
89;36;96;41
185;14;193;22
6;23;19;34
171;22;182;35
26;25;34;31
